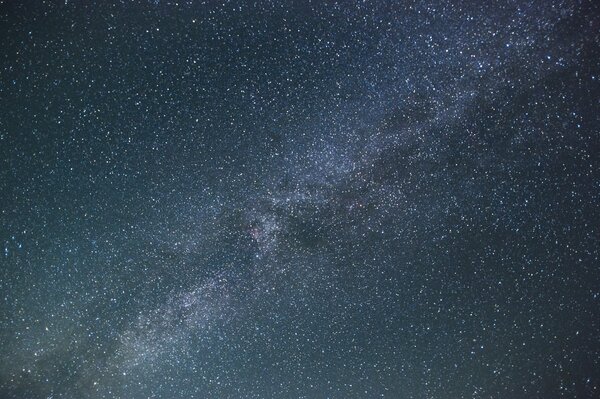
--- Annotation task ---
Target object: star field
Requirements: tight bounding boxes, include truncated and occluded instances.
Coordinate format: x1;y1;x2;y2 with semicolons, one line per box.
1;1;599;398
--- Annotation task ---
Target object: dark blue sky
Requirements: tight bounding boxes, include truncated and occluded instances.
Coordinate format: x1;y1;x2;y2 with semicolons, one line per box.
1;1;599;398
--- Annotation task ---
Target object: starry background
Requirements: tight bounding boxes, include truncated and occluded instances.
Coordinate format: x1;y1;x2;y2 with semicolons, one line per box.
1;1;599;398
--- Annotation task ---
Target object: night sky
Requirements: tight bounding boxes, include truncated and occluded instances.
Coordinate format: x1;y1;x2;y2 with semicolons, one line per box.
1;1;599;398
